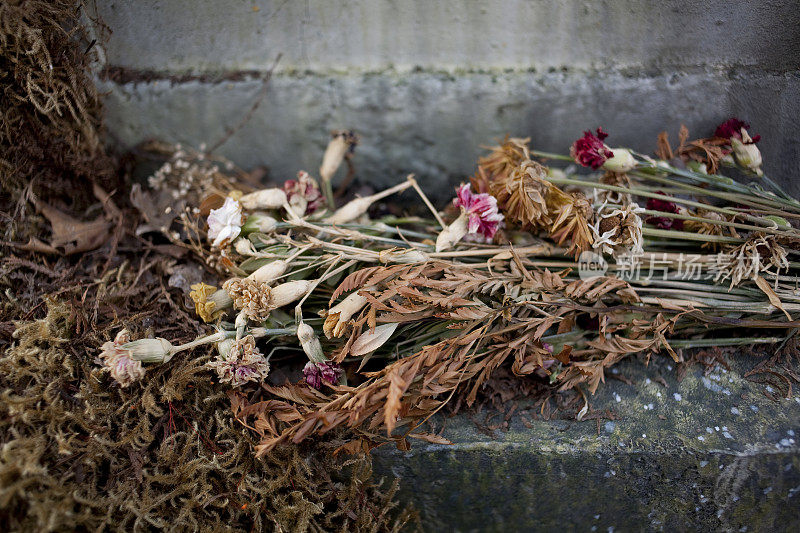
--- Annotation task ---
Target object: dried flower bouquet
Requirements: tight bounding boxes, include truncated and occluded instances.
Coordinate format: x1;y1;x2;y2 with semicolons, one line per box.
103;121;800;453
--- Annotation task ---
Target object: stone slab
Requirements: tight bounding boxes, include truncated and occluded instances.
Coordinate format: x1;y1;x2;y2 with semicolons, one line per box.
90;1;800;73
99;69;800;200
372;355;800;531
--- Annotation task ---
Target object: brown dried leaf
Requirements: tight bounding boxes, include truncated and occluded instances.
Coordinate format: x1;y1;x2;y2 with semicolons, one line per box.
34;199;111;255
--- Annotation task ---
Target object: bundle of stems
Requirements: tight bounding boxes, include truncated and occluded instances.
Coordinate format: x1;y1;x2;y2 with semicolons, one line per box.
103;121;800;453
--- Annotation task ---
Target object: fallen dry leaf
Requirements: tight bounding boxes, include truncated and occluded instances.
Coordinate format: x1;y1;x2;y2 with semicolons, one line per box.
34;199;111;255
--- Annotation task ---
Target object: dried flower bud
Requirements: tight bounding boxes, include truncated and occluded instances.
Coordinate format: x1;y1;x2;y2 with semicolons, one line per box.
247;260;289;284
435;212;469;252
323;290;369;338
241;213;278;234
216;337;235;358
324;196;374;225
378;248;429;264
601;148;636;173
730;130;763;175
320;130;358;183
303;361;343;389
324;181;414;225
270;280;312;308
190;283;233;322
297;322;325;363
239;188;288;210
122;337;175;363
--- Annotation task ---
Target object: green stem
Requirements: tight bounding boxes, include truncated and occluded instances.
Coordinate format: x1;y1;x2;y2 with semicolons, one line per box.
667;337;784;348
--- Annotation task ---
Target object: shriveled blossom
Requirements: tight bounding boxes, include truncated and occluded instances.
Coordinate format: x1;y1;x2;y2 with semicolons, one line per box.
454;184;504;240
207;335;270;387
207;197;243;247
645;194;684;230
549;191;594;258
224;278;311;322
98;329;145;388
189;282;232;322
715;118;761;144
477;136;531;182
571;128;614;169
303;361;343;390
436;184;504;251
591;203;644;257
490;159;553;229
323;290;370;338
284;171;324;215
714;118;764;174
716;233;788;288
683;208;739;249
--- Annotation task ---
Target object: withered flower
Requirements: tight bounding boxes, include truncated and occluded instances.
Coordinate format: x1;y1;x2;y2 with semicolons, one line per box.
571;128;614;169
190;282;233;322
436;184;504;250
714;118;763;175
224;278;311;322
477;136;531;181
596;171;633;205
207;335;270;387
683;208;739;248
322;290;369;338
645;194;684;230
715;118;761;144
572;128;636;172
98;329;145;388
303;361;343;390
591;203;644;257
489;159;553;229
284;171;324;215
207;197;243;248
549;191;594;258
454;184;504;241
716;233;788;287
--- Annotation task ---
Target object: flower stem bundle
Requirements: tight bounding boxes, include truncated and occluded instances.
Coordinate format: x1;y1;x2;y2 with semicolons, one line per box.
104;119;800;455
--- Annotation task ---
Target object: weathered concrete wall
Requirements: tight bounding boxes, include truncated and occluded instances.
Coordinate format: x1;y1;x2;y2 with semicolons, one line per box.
92;0;800;199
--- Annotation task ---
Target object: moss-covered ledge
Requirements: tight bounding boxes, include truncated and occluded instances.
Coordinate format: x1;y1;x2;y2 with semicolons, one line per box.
373;355;800;531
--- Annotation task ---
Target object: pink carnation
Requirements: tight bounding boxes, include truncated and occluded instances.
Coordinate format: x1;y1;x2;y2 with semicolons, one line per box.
571;128;615;169
284;171;324;215
303;361;343;389
98;329;145;388
453;184;504;241
715;118;760;144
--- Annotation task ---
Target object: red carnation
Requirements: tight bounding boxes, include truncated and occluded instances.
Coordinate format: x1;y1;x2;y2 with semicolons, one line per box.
571;128;615;169
714;118;761;144
646;193;683;230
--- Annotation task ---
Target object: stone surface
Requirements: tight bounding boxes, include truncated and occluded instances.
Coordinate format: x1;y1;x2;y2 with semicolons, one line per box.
372;355;800;531
92;1;800;73
98;70;800;200
90;1;800;201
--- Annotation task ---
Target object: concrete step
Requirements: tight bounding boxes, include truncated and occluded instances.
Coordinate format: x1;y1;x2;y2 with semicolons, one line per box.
373;355;800;532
